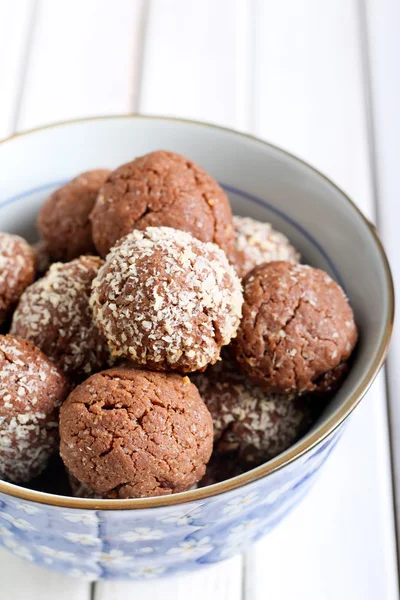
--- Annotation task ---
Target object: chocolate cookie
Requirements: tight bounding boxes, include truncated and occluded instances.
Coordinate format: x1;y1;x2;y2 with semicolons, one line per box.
11;256;110;379
233;261;357;394
0;335;69;483
232;216;300;278
90;227;243;373
192;358;313;465
90;151;234;257
0;233;35;329
37;169;110;261
59;367;213;499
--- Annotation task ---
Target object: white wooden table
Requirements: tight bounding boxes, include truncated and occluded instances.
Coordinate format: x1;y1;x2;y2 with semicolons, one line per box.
0;1;399;598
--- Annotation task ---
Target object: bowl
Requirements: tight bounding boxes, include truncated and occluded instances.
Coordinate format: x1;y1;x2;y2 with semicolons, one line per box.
0;115;393;580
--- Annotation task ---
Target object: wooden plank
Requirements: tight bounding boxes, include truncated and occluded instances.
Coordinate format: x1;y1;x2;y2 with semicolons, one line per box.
252;0;373;212
246;375;398;600
95;557;243;600
16;0;146;131
0;0;35;138
0;547;90;600
363;0;400;549
139;1;398;599
139;0;252;131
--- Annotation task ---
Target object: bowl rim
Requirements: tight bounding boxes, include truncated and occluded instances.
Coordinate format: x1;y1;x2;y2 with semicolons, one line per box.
0;113;394;510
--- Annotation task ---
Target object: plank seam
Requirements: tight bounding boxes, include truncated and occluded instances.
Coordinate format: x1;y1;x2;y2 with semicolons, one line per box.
10;0;39;134
136;0;153;114
247;0;259;135
132;0;151;112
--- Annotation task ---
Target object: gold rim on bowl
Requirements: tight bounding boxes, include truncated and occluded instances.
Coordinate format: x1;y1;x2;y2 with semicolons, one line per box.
0;114;394;510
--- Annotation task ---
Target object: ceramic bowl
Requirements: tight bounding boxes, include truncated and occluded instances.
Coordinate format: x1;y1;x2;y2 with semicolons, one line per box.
0;115;393;580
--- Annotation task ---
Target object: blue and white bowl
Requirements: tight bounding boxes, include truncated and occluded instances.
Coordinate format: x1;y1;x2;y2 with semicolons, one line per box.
0;115;393;580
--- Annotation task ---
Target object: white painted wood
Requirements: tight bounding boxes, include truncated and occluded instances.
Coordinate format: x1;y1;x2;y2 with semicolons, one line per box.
95;557;243;600
141;1;398;599
0;547;90;600
246;375;398;600
364;0;400;541
0;0;35;138
16;0;146;131
252;0;373;213
139;0;253;131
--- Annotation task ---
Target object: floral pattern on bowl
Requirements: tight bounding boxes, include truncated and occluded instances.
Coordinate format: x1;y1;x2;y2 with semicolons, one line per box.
0;428;341;580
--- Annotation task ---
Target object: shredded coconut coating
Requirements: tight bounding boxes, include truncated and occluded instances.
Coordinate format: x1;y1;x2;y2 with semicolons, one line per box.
232;216;300;278
90;227;243;373
192;358;313;465
0;335;70;483
0;233;35;328
11;256;111;379
60;367;213;499
233;261;358;394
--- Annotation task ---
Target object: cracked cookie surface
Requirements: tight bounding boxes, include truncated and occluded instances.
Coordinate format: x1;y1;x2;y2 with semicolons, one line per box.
90;150;234;257
38;169;110;262
233;261;357;394
59;367;213;499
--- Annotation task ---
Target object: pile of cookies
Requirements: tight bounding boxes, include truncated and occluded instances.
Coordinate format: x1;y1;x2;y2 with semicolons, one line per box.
0;151;357;499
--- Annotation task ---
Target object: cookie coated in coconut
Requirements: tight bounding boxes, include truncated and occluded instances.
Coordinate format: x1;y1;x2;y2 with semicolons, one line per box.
11;256;110;379
90;151;234;257
232;216;300;278
0;233;35;329
90;227;243;373
233;261;357;394
192;358;313;465
0;335;70;483
60;367;213;499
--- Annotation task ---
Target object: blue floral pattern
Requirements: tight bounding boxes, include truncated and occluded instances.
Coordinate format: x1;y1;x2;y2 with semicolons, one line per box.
0;426;342;580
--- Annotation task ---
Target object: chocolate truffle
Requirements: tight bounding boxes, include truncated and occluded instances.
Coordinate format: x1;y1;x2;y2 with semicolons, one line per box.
233;261;357;394
0;335;69;483
11;256;110;379
0;233;35;329
232;216;300;278
37;169;110;261
192;358;312;465
90;151;234;257
91;227;243;373
59;367;213;499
